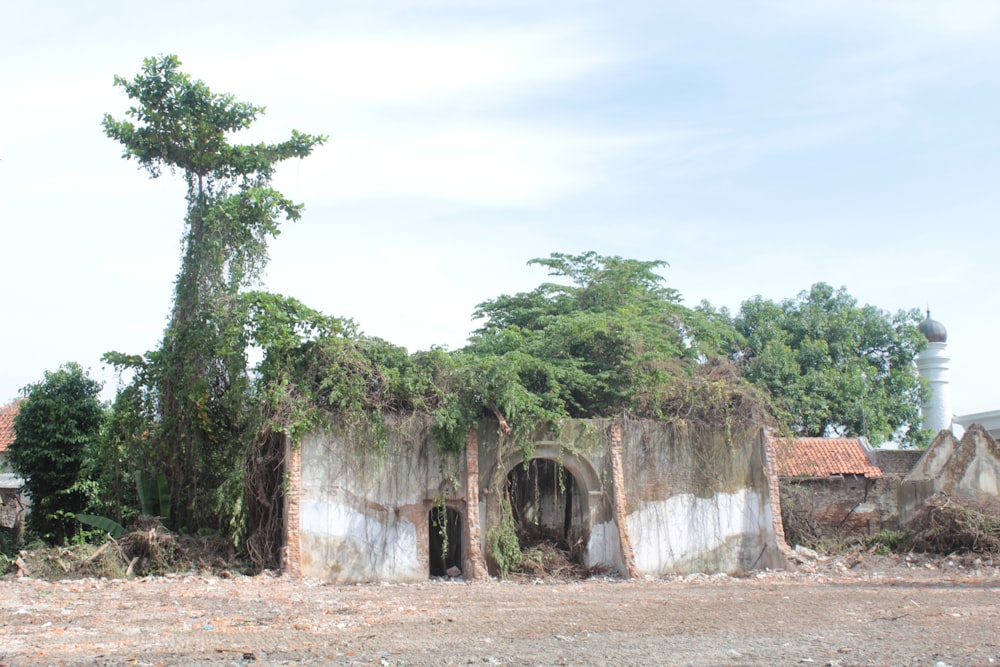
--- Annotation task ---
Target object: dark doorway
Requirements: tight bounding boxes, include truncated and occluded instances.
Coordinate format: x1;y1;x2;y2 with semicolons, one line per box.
429;506;462;576
506;459;586;559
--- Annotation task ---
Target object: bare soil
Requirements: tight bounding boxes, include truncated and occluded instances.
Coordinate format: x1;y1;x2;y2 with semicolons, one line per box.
3;555;1000;667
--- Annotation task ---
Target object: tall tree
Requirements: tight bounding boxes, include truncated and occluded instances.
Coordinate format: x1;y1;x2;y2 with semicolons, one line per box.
9;363;104;545
103;55;325;531
732;283;927;444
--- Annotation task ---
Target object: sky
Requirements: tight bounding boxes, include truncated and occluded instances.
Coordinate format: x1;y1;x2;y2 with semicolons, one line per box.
2;1;998;420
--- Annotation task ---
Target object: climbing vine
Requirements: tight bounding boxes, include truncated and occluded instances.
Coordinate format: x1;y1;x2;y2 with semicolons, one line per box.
486;496;522;577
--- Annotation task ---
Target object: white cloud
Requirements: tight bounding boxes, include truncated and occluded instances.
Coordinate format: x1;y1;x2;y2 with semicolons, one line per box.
202;21;617;111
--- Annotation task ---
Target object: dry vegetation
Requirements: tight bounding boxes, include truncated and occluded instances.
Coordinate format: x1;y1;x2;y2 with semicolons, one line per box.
905;492;1000;555
9;518;242;581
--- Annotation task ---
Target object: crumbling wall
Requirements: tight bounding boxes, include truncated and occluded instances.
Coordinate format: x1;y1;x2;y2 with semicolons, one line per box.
780;475;899;545
900;424;1000;524
476;419;785;577
0;473;27;532
873;449;923;477
295;415;463;582
294;416;786;582
617;421;784;574
0;489;21;530
475;420;619;574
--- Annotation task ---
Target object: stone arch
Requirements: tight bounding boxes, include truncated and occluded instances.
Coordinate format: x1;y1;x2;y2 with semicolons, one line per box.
498;443;605;561
500;444;603;518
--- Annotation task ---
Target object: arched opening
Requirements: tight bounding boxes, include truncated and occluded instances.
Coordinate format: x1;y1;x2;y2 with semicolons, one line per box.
428;506;462;577
506;458;588;566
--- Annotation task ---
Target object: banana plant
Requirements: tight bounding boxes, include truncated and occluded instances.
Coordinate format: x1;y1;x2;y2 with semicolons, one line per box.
76;471;171;536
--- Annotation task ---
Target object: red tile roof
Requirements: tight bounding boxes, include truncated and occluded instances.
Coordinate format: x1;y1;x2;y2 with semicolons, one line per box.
0;400;22;456
771;436;882;479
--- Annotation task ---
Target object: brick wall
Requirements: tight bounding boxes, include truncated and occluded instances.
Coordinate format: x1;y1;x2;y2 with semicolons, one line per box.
873;449;923;476
780;474;901;544
282;435;301;576
763;434;791;554
462;427;488;580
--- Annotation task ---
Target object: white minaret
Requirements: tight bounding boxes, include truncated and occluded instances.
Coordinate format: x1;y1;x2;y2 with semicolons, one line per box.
916;311;952;434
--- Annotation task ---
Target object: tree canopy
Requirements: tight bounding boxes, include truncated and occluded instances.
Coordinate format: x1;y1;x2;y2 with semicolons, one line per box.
9;363;104;545
729;282;927;444
466;252;697;417
420;252;767;453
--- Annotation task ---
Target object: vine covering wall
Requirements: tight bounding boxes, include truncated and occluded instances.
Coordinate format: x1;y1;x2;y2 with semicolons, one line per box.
292;415;786;582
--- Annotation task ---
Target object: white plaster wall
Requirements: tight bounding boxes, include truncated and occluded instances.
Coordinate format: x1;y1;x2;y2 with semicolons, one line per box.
296;422;462;583
586;520;624;572
626;488;771;575
300;498;422;582
960;438;1000;496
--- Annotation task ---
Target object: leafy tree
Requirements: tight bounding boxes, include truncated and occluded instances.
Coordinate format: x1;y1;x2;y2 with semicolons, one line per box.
8;363;104;545
426;252;764;453
731;283;927;444
467;252;698;416
103;55;326;532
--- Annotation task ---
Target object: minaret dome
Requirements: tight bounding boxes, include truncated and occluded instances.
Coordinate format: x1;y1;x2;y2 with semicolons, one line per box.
919;310;947;343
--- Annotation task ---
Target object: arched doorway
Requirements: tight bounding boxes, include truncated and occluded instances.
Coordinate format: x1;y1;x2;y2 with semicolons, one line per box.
506;458;588;563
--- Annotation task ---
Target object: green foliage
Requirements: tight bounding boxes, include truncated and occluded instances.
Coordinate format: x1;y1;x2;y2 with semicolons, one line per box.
135;471;171;522
469;252;696;418
103;55;326;534
865;528;904;555
75;514;127;539
83;387;142;525
249;252;770;464
9;363;105;545
729;283;927;444
0;528;20;573
487;499;522;577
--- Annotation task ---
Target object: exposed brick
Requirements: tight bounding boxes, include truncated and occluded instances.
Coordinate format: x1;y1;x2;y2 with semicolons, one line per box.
780;474;901;543
763;433;792;554
873;449;923;476
463;427;488;580
610;421;639;579
282;436;302;576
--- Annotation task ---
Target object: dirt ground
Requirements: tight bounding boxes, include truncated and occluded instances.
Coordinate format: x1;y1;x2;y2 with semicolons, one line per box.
3;554;1000;667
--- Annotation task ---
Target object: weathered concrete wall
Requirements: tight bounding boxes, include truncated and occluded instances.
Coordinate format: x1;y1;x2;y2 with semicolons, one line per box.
295;415;463;583
0;473;28;532
476;419;786;577
293;416;786;582
0;489;22;530
619;422;784;574
476;420;620;574
900;424;1000;524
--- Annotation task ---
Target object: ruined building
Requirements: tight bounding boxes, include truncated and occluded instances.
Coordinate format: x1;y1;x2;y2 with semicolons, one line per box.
283;417;787;583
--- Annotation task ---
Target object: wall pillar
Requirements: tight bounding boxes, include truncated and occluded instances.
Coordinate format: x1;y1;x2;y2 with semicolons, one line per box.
282;435;302;577
463;427;489;580
763;431;793;555
609;421;639;579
